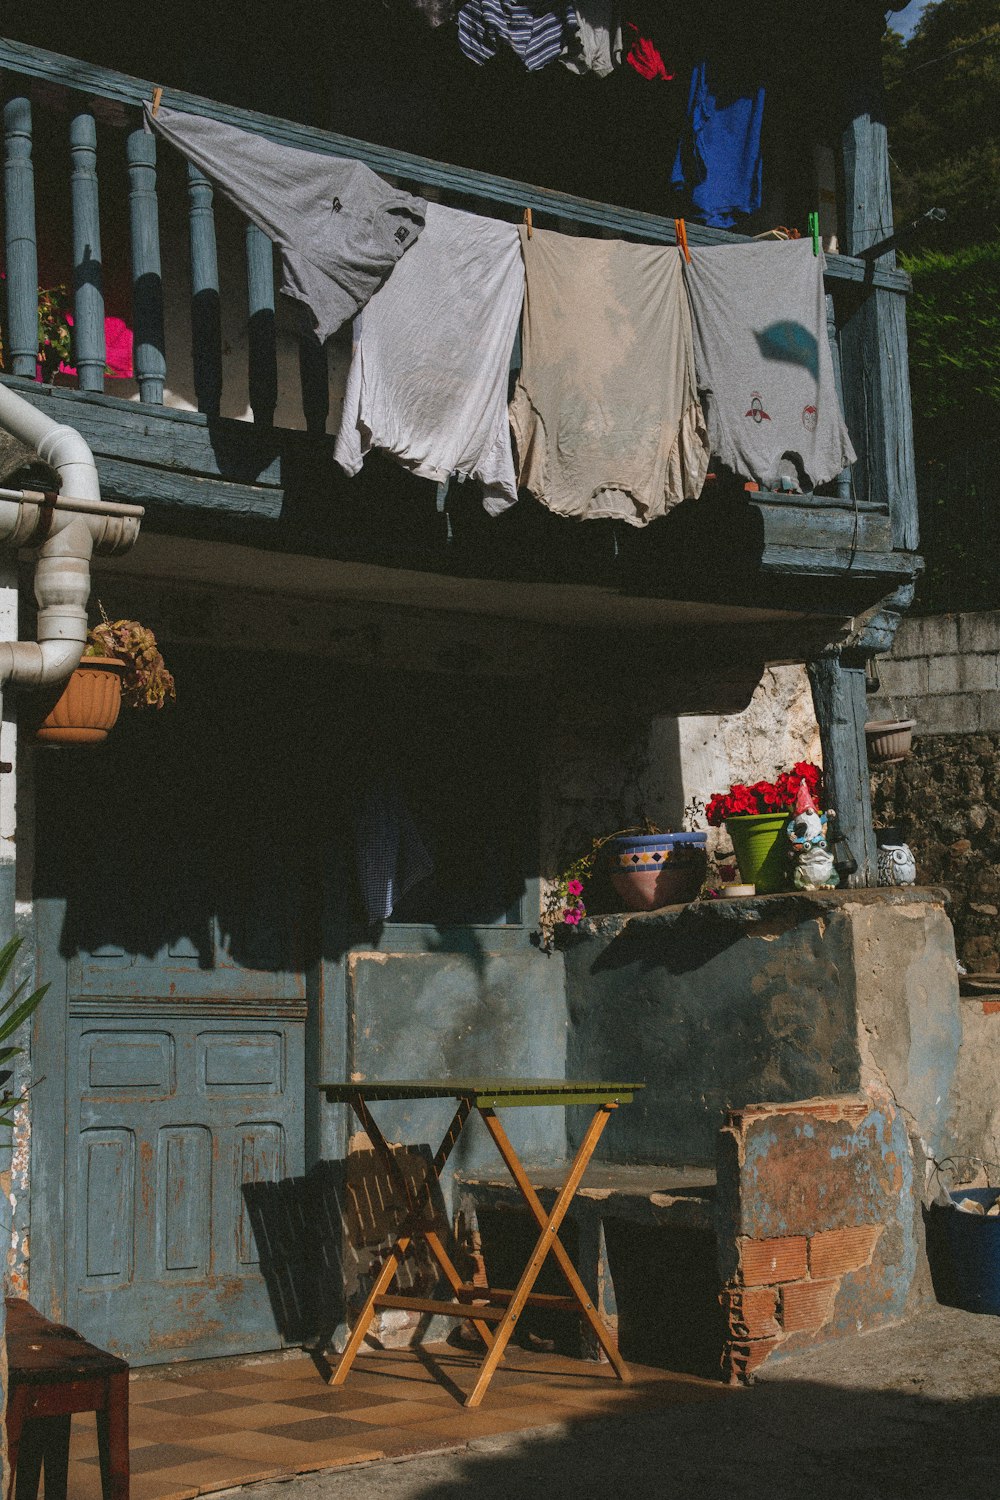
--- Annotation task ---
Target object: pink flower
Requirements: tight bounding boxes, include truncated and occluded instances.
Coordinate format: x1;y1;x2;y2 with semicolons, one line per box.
566;879;584;897
563;905;583;925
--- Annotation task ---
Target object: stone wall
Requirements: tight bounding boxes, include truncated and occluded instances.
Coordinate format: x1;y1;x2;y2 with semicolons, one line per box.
871;734;1000;974
871;609;1000;973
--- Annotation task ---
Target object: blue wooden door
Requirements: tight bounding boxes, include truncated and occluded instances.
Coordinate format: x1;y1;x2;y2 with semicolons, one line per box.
32;648;323;1364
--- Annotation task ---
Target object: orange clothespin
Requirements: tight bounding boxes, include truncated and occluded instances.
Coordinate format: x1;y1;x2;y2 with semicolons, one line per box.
523;207;533;239
151;86;163;118
674;218;691;264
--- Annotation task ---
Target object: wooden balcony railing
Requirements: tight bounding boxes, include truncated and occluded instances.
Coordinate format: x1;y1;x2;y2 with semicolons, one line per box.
1;37;909;437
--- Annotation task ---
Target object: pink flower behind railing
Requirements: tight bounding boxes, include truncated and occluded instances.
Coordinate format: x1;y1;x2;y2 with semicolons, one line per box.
59;313;134;380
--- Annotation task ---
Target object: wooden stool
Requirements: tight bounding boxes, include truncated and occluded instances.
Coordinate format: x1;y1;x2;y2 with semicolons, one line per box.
5;1297;129;1500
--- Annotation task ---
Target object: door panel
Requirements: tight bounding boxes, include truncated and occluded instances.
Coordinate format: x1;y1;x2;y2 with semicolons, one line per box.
33;646;323;1364
69;1008;304;1363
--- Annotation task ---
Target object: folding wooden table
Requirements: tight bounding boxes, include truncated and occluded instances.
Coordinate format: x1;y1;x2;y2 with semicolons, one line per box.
319;1078;642;1408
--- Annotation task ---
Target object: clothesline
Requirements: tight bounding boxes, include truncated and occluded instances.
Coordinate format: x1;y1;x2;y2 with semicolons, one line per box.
410;2;767;232
147;102;854;531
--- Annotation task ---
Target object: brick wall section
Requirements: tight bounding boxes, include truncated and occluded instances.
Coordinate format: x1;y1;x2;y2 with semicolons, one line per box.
809;1225;882;1279
738;1236;808;1286
716;1098;912;1384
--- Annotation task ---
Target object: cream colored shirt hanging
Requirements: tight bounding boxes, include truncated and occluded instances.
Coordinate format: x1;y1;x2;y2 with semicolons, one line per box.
510;226;709;526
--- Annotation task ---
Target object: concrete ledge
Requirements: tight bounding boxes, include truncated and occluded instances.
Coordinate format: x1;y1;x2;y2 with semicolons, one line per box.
455;1163;717;1232
569;886;950;945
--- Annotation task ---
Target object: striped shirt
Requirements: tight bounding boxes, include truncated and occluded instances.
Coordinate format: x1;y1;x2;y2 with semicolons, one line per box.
457;1;579;71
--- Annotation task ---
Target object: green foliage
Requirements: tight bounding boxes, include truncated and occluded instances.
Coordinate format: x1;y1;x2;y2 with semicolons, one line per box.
0;280;72;379
883;4;1000;612
0;937;47;1133
885;0;1000;250
903;241;1000;446
903;241;1000;611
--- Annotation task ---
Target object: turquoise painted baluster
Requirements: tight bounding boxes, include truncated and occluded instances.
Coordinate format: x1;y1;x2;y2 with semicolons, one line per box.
3;94;39;379
245;224;276;427
186;162;222;416
69;110;106;392
125;123;165;404
298;334;328;437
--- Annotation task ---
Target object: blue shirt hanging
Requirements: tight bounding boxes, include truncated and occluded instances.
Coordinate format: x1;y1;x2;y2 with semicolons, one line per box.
671;60;765;230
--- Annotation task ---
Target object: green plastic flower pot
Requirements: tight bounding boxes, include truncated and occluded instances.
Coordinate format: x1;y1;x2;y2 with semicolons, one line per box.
725;812;790;894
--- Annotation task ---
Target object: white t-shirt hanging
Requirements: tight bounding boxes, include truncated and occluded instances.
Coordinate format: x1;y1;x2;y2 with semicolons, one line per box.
335;201;524;514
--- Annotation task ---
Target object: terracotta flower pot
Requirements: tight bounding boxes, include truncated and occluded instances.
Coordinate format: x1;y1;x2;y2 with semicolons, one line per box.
34;656;125;747
604;833;707;912
865;719;915;766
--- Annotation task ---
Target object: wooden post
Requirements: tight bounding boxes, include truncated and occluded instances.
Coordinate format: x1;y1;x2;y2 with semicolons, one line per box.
244;224;277;428
69;110;106;393
807;652;877;887
3;93;39;379
125;123;166;405
838;6;918;553
186;162;222;416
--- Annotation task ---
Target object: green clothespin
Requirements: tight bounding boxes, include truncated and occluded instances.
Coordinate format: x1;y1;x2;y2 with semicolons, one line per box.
809;211;821;256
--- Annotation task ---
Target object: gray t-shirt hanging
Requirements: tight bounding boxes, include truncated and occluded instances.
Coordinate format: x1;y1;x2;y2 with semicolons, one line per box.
146;103;427;343
682;238;856;491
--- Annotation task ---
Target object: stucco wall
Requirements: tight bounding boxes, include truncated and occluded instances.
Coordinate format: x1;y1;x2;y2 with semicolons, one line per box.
561;888;961;1169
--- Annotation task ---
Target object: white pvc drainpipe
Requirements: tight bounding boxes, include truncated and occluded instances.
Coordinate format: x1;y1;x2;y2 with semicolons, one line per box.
0;382;143;690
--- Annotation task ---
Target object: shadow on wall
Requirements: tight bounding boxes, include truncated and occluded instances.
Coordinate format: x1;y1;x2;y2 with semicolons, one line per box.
243;1144;467;1349
33;646;534;972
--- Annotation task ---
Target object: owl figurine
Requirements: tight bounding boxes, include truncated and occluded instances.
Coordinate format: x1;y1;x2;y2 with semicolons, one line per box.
877;838;917;886
785;781;838;890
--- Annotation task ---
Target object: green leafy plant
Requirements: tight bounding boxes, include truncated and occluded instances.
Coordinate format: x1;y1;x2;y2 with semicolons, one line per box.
0;937;47;1132
85;609;176;710
0;276;73;380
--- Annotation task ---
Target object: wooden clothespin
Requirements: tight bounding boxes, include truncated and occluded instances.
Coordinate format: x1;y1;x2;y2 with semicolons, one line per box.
523;207;533;239
674;218;691;264
808;210;820;256
151;86;163;118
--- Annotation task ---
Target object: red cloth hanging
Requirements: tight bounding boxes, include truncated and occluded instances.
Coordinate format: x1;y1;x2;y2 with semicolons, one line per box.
624;20;673;81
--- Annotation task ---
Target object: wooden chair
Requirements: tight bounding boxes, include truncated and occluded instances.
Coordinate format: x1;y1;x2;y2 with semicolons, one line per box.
5;1297;129;1500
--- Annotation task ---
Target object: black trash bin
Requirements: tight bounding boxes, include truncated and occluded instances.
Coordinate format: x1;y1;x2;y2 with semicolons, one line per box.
937;1189;1000;1315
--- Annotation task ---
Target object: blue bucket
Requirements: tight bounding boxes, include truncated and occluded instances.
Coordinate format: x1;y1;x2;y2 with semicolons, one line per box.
939;1189;1000;1314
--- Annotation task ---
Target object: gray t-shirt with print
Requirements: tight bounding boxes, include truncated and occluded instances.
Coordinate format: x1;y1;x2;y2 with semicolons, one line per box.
146;103;427;343
682;238;856;491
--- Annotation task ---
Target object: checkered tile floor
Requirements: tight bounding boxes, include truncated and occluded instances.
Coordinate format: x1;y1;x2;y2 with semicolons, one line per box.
59;1344;727;1500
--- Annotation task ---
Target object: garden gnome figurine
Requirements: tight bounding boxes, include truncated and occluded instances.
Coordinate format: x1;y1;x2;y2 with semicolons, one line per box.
785;781;837;890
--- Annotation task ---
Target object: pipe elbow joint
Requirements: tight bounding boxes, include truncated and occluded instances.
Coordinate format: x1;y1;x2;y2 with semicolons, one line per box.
0;637;86;691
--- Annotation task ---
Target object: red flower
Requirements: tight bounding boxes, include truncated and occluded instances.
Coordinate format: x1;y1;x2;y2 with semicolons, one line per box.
707;763;825;823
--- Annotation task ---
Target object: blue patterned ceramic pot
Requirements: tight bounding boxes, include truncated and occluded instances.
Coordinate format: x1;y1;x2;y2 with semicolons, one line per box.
603;832;708;912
